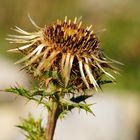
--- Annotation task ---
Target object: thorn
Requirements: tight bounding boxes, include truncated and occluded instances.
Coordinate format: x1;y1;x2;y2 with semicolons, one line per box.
57;19;59;24
90;30;93;35
87;25;92;31
78;21;82;29
74;17;77;24
68;19;71;25
64;16;67;22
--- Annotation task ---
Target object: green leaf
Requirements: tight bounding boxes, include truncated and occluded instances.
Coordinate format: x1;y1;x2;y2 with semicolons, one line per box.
5;86;51;110
77;103;95;116
5;86;31;98
17;114;45;140
60;99;95;116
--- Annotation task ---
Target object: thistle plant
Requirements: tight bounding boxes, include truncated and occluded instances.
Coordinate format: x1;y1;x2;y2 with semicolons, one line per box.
6;16;120;140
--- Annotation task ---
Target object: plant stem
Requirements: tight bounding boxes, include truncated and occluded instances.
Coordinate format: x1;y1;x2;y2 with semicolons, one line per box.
45;101;59;140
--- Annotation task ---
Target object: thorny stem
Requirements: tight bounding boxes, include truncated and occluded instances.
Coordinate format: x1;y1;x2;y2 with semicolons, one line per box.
45;100;60;140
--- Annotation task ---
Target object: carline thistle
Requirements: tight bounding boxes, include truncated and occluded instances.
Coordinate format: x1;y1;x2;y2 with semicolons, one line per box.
7;16;118;91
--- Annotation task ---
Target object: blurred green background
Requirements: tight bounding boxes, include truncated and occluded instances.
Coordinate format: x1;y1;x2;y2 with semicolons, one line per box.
0;0;140;92
0;0;140;140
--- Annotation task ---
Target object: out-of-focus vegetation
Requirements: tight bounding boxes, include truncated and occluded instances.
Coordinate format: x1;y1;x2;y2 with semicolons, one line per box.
0;0;140;92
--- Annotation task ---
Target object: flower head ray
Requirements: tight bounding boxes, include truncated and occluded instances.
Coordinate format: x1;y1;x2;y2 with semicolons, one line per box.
12;26;31;35
84;63;99;91
79;60;90;89
28;14;41;29
8;43;33;52
8;17;119;90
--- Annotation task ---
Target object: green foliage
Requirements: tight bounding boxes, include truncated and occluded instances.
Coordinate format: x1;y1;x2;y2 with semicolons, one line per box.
4;83;96;139
58;94;95;119
17;114;45;140
5;86;50;109
5;85;95;118
5;86;32;98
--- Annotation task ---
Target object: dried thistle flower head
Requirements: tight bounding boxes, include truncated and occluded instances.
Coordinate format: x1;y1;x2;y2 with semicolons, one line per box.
7;16;119;91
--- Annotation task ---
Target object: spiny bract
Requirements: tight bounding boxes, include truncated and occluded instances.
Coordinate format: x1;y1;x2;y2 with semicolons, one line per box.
7;16;118;91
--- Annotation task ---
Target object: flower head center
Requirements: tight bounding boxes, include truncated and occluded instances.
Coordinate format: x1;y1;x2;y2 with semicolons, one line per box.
43;20;99;54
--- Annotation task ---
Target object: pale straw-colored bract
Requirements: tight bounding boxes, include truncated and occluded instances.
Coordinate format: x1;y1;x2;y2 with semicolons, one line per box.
7;16;120;91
